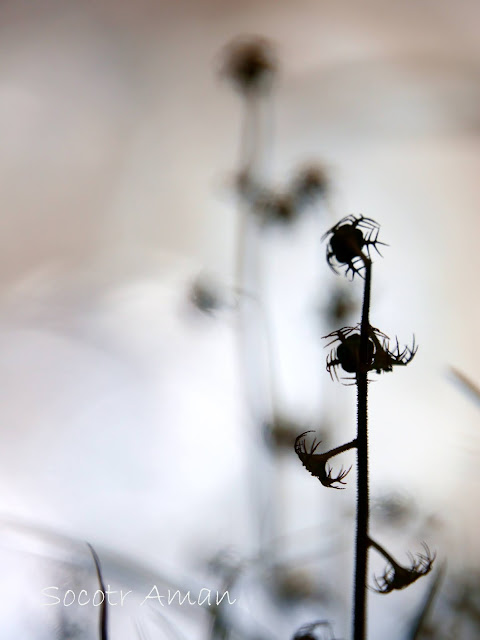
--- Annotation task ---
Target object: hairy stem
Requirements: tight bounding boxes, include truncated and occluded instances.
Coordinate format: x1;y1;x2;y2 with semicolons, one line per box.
353;258;372;640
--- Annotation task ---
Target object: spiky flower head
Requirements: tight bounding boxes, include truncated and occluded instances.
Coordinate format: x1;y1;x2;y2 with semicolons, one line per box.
291;164;329;209
322;215;385;279
372;543;435;594
294;431;354;489
221;36;276;95
324;325;417;382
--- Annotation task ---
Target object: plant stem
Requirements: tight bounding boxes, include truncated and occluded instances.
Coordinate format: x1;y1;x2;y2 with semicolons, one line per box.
235;91;277;553
324;439;358;459
368;536;398;567
353;258;372;640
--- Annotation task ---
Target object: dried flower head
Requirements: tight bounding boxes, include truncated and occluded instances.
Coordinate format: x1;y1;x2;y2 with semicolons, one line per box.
323;287;358;326
372;544;436;594
294;431;353;489
241;165;328;226
235;169;262;206
322;215;384;278
188;277;223;315
371;333;418;373
259;192;296;225
324;325;417;381
291;165;329;210
221;36;276;95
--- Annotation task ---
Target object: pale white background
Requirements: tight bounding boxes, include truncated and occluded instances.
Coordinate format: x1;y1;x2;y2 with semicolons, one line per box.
0;1;479;638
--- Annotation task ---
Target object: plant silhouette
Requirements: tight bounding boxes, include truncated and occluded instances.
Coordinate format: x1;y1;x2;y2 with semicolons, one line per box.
295;215;433;640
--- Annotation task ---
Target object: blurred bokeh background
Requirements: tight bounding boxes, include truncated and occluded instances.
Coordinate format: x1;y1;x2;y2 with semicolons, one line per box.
0;0;479;638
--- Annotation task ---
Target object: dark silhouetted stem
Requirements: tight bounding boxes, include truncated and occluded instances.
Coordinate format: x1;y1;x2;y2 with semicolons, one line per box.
325;439;358;459
353;258;371;640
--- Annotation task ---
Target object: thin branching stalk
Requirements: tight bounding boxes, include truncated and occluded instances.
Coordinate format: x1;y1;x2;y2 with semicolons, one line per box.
354;257;372;640
225;38;278;553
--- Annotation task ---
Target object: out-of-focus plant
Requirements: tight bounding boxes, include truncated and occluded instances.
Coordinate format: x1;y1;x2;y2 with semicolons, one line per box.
220;36;335;562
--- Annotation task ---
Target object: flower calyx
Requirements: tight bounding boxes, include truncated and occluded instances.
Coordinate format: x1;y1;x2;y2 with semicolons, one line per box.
322;215;385;279
324;325;417;382
294;431;356;489
290;164;329;211
221;36;276;95
369;537;435;594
